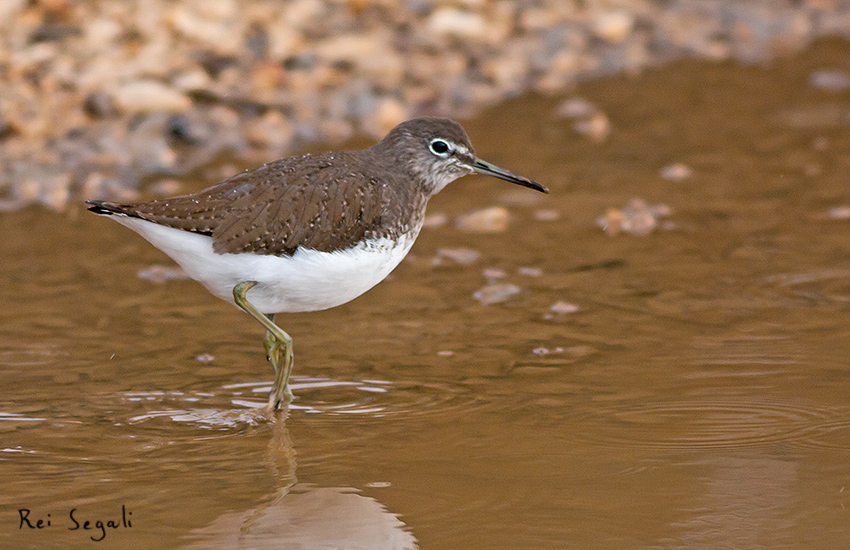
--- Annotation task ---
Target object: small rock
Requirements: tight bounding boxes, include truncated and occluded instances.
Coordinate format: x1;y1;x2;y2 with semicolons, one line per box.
809;69;850;92
312;117;352;147
99;178;141;202
115;80;192;114
172;69;213;91
499;188;543;206
555;97;598;119
597;198;671;236
169;1;240;51
126;114;179;171
195;354;215;363
364;97;408;138
250;61;287;93
536;50;580;93
482;50;528;92
29;23;82;43
534;209;560;221
83;92;117;118
436;350;454;357
482;268;507;280
427;8;487;40
436;247;481;265
827;206;850;220
532;347;564;356
573;112;611;142
0;199;25;212
137;265;189;284
0;114;17;139
244;109;294;146
245;22;269;59
364;481;392;488
167;112;213;145
593;11;634;43
473;283;521;305
519;7;560;31
85;17;123;47
549;301;580;314
315;33;388;63
266;22;301;61
531;346;594;357
14;165;71;212
804;163;821;177
518;266;543;277
423;212;448;228
147;179;182;196
660;163;692;181
456;206;510;233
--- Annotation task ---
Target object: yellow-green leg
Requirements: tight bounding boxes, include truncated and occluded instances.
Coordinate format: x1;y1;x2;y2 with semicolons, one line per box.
233;281;294;410
263;313;280;388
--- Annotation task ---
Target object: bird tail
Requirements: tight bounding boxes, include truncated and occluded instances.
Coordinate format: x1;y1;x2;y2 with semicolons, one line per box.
86;200;142;218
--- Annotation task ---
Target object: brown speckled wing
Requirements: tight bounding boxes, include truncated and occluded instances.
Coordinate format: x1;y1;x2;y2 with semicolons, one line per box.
101;151;401;257
210;152;392;255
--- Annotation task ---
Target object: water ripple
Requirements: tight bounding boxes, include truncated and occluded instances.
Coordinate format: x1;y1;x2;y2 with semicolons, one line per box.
122;376;490;428
571;397;850;451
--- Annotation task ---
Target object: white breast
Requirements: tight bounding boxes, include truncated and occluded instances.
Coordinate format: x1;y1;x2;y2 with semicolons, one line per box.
114;217;420;314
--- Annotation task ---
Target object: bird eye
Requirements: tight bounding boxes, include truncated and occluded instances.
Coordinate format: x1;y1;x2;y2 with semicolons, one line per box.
429;139;451;157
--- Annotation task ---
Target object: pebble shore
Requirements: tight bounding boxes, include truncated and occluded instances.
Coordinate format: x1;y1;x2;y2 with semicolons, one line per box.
1;0;849;211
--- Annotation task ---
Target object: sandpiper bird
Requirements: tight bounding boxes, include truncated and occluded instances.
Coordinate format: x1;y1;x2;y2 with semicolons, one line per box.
87;117;547;410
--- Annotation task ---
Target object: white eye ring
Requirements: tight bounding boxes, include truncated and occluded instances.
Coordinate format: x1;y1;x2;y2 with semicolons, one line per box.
429;138;452;158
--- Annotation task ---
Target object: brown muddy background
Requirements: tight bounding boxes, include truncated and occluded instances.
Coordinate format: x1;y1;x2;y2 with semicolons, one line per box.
4;39;850;548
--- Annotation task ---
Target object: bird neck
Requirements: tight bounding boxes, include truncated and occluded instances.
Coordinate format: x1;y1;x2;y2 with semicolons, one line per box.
368;141;438;198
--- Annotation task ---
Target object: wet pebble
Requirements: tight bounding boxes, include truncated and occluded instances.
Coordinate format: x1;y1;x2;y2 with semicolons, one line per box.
531;345;594;357
423;212;448;229
573;112;611;142
473;283;522;305
0;199;26;212
555;97;598;119
549;301;580;314
137;265;190;284
597;198;672;236
455;206;510;233
364;481;392;488
554;95;612;144
499;188;544;207
809;69;850;91
660;163;693;181
827;206;850;220
482;268;508;280
435;247;481;265
532;346;566;356
518;266;543;277
534;209;560;221
812;136;830;151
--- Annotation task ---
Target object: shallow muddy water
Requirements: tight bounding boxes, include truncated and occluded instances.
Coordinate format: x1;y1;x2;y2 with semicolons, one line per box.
4;40;850;549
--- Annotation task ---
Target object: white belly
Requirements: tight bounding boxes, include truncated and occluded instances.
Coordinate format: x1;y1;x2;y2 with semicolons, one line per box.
115;217;420;313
